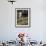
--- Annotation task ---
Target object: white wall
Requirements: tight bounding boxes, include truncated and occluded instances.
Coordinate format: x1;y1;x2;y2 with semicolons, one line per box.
0;0;46;42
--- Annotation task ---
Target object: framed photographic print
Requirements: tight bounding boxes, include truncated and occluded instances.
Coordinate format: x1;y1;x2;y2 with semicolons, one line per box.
15;8;31;28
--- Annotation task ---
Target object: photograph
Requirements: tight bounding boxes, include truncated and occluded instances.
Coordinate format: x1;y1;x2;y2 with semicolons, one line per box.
15;8;31;28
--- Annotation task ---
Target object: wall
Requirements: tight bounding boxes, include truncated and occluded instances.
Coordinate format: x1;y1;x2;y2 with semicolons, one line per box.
0;0;46;42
